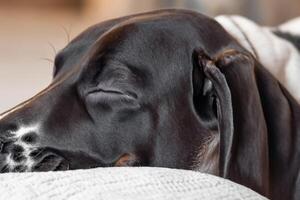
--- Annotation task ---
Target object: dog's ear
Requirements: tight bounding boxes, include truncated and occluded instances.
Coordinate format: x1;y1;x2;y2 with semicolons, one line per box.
193;49;269;196
192;49;233;177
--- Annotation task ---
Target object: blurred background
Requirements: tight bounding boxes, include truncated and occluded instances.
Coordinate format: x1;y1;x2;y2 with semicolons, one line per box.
0;0;300;112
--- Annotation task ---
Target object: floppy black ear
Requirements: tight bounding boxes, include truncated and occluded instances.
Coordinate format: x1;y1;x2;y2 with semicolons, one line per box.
194;49;270;196
193;49;234;177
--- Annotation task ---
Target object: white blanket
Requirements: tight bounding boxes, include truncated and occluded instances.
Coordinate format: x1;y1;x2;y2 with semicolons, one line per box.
216;16;300;103
0;167;266;200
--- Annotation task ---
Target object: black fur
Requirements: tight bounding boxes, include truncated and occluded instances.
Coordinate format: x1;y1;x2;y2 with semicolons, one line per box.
274;30;300;50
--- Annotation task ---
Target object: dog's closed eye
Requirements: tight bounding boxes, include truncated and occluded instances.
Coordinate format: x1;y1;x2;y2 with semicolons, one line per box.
87;87;137;101
84;84;140;114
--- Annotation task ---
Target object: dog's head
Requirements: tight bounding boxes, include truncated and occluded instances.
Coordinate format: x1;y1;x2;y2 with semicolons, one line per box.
0;9;269;193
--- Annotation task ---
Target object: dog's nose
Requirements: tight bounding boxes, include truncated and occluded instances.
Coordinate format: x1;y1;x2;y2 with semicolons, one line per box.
0;123;18;151
0;143;27;172
0;122;41;172
0;154;8;172
0;123;18;132
0;123;18;138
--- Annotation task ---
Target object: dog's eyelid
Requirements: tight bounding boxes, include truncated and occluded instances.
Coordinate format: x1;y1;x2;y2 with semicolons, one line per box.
86;87;138;100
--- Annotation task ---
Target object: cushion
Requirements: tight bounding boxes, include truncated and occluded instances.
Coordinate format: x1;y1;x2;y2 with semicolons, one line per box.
0;167;267;200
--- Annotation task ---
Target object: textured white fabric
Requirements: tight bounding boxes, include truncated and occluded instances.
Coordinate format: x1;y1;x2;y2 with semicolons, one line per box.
216;15;300;103
0;167;266;200
278;17;300;36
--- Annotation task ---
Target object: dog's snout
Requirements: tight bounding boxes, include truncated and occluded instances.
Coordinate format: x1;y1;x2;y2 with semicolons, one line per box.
0;140;15;154
0;142;29;172
0;124;19;154
0;123;18;140
0;121;43;172
0;123;18;132
0;154;8;172
10;144;26;162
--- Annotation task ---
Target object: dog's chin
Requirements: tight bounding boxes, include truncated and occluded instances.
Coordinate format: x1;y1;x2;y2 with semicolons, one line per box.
31;153;104;172
37;149;109;172
32;153;69;172
0;147;112;173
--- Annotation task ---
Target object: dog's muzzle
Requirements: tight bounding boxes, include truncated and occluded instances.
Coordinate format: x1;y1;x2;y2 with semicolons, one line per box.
0;123;69;172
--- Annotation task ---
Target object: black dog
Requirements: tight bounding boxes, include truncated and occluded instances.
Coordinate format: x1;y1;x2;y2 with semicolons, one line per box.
0;9;299;200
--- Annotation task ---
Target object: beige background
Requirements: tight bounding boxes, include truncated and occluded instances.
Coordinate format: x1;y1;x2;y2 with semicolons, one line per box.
0;0;300;113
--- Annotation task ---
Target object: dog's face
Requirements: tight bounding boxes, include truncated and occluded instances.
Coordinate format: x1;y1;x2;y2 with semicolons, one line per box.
0;10;245;173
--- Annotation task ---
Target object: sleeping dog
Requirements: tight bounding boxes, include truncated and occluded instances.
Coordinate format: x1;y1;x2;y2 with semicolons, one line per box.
0;9;299;200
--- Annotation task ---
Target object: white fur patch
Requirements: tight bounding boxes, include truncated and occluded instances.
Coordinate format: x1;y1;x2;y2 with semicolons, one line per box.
13;125;39;138
4;124;40;172
192;133;220;175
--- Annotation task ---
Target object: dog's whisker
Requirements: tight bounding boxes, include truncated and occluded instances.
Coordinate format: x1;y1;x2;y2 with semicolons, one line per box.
47;42;57;56
40;57;54;64
61;25;72;44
